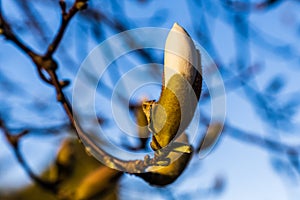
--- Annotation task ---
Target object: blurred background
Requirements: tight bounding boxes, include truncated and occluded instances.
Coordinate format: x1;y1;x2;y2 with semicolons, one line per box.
1;0;300;199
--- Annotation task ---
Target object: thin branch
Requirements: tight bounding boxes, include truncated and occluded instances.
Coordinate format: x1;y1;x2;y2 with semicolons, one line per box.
0;119;59;193
47;69;74;122
0;9;53;84
36;68;53;85
0;11;36;57
45;0;88;57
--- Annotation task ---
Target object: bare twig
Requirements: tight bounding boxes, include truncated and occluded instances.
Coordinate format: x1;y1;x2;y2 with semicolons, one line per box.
0;0;89;193
0;11;36;57
0;11;53;84
45;0;88;57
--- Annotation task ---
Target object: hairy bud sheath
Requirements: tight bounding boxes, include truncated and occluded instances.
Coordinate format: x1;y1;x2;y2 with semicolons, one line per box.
135;133;192;186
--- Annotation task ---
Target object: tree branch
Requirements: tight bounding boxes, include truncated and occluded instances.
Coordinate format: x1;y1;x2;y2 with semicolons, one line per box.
225;124;300;155
45;0;88;57
0;119;59;193
0;11;36;57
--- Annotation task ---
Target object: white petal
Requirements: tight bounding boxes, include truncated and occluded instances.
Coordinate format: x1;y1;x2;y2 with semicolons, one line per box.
164;23;200;87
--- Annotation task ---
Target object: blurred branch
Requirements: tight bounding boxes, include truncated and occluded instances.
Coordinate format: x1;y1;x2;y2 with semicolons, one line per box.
9;123;71;135
79;8;159;64
0;7;52;84
201;63;261;100
204;1;300;64
0;10;36;56
225;123;300;174
223;0;283;12
225;124;300;155
14;0;50;43
0;118;59;193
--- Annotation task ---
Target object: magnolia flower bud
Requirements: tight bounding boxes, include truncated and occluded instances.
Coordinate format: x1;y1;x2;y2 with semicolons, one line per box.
143;23;202;151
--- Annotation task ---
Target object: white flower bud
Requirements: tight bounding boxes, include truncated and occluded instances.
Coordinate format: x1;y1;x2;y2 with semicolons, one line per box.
143;23;202;151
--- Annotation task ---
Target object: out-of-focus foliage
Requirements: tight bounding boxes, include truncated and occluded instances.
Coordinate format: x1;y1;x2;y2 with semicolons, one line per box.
0;138;121;200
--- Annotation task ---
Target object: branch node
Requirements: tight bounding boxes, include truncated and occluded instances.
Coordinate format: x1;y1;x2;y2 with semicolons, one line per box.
75;0;88;10
60;79;70;88
57;93;64;102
